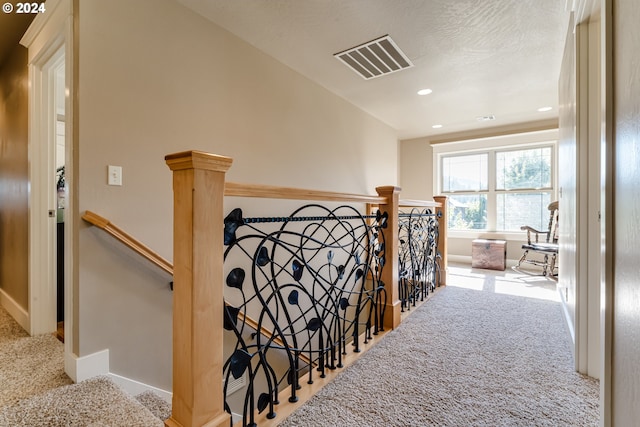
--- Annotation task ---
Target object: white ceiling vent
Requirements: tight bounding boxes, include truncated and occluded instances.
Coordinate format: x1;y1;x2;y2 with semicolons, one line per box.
334;35;414;80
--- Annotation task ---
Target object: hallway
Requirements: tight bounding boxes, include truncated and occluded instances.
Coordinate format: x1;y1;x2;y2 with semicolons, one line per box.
279;264;599;426
0;264;599;426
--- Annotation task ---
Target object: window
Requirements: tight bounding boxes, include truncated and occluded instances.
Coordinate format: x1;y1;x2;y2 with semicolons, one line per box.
442;154;488;192
439;144;555;233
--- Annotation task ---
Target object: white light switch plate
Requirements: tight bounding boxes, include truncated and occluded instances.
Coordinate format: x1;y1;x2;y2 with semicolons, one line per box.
108;165;122;186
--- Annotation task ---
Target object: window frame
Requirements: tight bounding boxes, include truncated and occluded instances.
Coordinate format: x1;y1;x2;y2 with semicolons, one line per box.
432;130;558;239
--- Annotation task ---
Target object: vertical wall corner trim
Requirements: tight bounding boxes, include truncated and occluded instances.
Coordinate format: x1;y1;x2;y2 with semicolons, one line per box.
65;348;109;383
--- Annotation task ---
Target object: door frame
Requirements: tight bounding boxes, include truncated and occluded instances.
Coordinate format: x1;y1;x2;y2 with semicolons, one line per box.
574;16;602;380
571;2;611;424
21;0;75;359
599;0;613;424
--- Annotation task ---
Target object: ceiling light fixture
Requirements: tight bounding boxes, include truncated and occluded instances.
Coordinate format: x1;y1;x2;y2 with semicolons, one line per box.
432;124;443;129
417;89;433;96
537;106;553;112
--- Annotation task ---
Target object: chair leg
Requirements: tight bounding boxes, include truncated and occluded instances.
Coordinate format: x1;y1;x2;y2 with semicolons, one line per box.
517;250;529;267
549;253;557;277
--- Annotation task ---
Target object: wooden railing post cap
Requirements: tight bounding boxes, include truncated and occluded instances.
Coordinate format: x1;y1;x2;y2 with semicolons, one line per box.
165;150;233;172
375;186;402;195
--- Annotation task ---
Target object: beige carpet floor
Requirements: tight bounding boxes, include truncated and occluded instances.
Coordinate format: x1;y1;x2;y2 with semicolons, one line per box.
0;265;599;426
0;376;164;427
279;265;600;426
0;306;169;426
0;307;29;344
0;307;73;409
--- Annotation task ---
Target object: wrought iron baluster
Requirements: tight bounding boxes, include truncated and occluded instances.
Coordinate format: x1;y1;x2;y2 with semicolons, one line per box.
397;209;440;313
222;204;389;424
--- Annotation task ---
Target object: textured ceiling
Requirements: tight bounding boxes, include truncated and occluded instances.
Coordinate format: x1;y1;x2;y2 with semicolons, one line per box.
178;0;570;139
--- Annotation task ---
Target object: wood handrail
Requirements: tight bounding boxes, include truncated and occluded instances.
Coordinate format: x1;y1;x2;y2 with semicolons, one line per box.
82;211;173;275
225;181;387;204
399;199;442;208
164;150;448;426
226;183;442;208
81;209;311;366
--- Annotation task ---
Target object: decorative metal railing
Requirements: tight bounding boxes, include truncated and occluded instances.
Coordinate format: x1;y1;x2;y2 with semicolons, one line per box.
163;151;448;427
222;204;388;426
81;151;449;427
398;208;441;312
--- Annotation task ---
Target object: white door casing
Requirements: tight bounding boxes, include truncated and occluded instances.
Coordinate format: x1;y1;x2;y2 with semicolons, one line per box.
20;0;75;365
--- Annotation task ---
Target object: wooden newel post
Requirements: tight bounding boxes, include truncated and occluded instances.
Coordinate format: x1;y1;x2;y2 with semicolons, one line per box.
433;195;448;287
165;151;232;427
376;186;401;330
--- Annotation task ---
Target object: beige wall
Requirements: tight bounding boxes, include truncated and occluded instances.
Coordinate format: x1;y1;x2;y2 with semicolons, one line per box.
399;137;433;200
77;0;398;390
0;45;29;310
612;0;640;423
399;134;526;262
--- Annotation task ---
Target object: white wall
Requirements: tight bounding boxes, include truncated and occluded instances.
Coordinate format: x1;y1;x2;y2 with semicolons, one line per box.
556;11;603;380
77;0;398;390
558;13;578;341
611;0;640;423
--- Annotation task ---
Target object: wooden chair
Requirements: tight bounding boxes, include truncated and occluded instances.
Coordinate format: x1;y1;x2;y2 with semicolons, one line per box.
517;201;559;278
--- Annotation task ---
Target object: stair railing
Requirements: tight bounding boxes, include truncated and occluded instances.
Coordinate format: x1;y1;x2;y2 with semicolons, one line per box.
398;207;440;312
82;211;295;362
162;150;447;427
82;210;173;275
83;151;448;427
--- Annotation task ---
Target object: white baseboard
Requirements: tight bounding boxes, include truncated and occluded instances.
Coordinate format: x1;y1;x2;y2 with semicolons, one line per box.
448;255;534;271
559;288;576;348
109;373;172;403
65;348;109;383
63;350;172;403
0;288;29;332
448;255;472;264
108;373;245;423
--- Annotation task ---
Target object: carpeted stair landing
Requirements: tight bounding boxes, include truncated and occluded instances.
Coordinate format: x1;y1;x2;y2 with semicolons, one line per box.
1;305;172;426
0;376;171;427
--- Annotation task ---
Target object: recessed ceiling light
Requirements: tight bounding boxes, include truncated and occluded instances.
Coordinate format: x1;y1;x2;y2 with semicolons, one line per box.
432;124;443;129
417;89;432;96
537;106;553;112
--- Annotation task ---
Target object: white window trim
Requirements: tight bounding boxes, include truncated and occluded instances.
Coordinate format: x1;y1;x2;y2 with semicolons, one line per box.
432;128;558;237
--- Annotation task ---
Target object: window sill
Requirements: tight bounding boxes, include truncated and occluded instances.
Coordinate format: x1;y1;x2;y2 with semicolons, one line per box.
447;230;528;241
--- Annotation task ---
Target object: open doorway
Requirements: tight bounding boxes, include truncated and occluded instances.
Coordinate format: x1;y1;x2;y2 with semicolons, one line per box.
54;60;66;341
27;45;65;337
21;0;77;380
